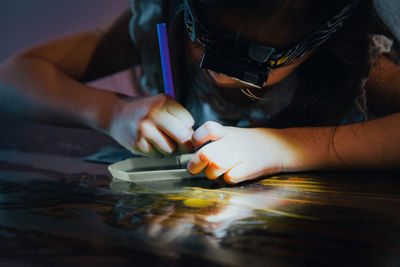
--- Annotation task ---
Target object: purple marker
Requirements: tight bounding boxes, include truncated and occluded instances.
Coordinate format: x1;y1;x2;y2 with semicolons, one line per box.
157;23;175;98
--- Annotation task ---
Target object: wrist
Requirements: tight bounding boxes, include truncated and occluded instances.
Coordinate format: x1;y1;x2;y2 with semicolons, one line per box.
88;91;125;135
279;126;338;172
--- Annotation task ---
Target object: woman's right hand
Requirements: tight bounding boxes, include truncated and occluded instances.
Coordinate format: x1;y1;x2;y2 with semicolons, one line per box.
108;94;195;157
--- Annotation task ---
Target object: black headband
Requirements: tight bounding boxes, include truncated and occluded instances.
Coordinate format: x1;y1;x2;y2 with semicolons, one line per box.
184;0;359;87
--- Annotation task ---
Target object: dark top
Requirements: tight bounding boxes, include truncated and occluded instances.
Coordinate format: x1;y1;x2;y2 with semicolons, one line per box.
128;0;394;127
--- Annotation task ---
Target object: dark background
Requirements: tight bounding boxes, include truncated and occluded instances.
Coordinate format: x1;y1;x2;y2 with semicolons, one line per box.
0;0;399;63
0;0;129;62
0;0;398;94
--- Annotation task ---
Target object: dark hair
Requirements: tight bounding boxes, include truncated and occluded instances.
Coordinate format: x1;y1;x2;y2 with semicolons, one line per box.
166;0;397;128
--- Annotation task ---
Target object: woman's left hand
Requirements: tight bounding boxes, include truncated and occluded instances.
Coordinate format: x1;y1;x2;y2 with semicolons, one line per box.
187;121;297;184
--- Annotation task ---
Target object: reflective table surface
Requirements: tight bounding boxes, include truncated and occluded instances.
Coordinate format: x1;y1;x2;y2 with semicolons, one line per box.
1;114;400;266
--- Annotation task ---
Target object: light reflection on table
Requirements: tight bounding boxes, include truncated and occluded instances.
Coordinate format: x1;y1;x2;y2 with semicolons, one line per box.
1;114;400;266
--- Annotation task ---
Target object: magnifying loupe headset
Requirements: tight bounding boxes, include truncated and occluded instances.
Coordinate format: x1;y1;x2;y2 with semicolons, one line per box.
183;0;359;88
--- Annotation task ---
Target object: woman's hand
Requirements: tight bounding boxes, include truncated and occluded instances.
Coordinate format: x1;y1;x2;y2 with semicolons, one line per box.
187;121;298;184
108;94;195;157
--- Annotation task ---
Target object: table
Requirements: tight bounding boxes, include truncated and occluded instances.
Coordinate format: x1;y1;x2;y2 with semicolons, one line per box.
1;113;400;266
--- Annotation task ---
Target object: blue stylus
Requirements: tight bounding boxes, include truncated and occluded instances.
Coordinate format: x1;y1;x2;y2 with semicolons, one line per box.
157;23;175;98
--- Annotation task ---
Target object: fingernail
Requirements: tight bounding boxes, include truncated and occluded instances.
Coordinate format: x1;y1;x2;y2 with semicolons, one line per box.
224;174;238;184
224;178;237;185
179;130;194;144
187;161;195;174
162;145;174;155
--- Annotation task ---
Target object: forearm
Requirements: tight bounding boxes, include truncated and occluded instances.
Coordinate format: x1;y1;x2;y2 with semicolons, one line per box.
0;56;124;132
282;113;400;172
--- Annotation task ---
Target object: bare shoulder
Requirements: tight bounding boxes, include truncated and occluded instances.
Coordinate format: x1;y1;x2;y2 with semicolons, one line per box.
82;8;140;82
18;8;139;82
365;55;400;116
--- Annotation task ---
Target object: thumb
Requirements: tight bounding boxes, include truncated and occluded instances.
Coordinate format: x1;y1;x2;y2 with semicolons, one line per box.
192;121;227;149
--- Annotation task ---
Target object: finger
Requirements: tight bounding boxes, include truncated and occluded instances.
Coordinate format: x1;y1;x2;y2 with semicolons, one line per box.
223;163;256;184
140;121;176;155
192;121;227;149
135;136;150;153
187;150;210;175
187;140;238;178
153;112;194;145
205;162;230;180
204;151;241;180
134;137;163;158
176;141;194;154
165;98;195;128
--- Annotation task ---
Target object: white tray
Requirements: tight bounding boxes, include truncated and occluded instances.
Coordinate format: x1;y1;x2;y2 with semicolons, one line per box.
108;153;204;182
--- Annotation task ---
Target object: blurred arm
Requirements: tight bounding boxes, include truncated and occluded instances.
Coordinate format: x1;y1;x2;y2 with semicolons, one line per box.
0;8;139;131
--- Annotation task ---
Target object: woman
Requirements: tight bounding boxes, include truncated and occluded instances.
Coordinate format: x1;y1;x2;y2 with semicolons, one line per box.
0;0;399;184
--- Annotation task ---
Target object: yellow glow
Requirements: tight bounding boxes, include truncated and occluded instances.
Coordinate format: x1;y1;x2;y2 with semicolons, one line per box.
183;198;213;208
